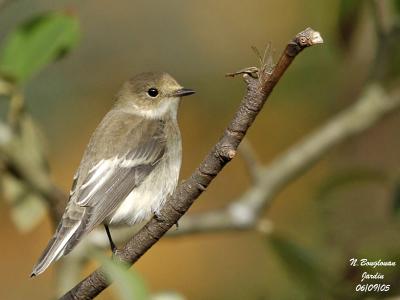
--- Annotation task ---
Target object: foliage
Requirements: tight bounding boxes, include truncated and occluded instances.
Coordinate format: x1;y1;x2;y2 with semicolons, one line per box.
0;11;80;84
316;167;389;201
337;0;363;49
95;253;150;300
267;233;322;290
0;10;80;232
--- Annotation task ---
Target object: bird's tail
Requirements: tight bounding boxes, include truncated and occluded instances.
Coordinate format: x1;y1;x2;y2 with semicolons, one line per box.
31;222;80;277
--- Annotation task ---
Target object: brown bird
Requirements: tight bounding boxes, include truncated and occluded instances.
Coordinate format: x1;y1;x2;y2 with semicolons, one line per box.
31;72;195;276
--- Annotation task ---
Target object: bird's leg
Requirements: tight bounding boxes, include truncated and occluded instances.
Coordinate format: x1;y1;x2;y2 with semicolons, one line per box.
104;224;117;253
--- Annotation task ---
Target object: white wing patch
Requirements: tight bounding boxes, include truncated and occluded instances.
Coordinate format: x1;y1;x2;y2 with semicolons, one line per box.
76;158;121;205
75;153;154;206
81;160;109;189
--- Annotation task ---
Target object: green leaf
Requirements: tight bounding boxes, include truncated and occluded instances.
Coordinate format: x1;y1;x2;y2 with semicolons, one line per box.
95;253;150;300
268;233;321;289
0;11;80;83
339;0;362;16
395;0;400;14
384;32;400;80
151;292;186;300
317;167;388;201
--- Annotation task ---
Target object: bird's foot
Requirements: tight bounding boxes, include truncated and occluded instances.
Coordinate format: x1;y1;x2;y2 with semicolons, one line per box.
110;242;117;254
154;211;163;221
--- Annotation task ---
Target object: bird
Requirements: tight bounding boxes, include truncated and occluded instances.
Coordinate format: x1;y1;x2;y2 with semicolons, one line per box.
31;72;195;276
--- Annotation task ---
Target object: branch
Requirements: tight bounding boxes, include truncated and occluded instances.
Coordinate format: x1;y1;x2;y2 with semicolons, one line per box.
78;83;400;248
168;84;400;236
238;138;262;183
60;27;323;300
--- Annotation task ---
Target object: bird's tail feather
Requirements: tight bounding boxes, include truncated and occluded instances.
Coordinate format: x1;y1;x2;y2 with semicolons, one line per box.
31;222;80;277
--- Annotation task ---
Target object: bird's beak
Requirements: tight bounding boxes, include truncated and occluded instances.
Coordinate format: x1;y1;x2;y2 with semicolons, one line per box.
172;88;196;97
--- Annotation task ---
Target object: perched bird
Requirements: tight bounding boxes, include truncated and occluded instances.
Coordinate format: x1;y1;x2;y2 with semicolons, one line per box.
31;72;195;276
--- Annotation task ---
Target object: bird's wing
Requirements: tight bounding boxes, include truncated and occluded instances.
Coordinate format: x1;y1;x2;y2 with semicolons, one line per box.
73;116;167;231
32;114;168;276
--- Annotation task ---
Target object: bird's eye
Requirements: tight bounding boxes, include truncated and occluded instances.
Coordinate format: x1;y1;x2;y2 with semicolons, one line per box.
147;88;159;98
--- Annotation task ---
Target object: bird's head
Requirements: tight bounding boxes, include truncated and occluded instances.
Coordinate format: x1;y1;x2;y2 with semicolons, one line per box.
116;72;195;119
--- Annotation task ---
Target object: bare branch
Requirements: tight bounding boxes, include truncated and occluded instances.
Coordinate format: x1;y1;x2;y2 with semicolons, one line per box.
60;27;323;300
238;138;262;183
81;82;400;244
170;84;400;235
52;74;400;295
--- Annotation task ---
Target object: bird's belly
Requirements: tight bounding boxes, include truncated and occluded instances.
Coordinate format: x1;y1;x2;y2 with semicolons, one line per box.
108;149;181;226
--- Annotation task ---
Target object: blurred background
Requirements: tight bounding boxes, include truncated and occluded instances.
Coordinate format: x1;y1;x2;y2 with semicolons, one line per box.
0;0;399;299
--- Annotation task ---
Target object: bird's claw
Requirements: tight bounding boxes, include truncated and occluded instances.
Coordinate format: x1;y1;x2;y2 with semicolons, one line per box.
154;212;163;221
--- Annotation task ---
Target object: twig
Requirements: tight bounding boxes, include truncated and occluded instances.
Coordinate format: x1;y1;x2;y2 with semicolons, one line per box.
81;82;400;245
238;138;262;183
169;84;400;236
60;27;323;300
